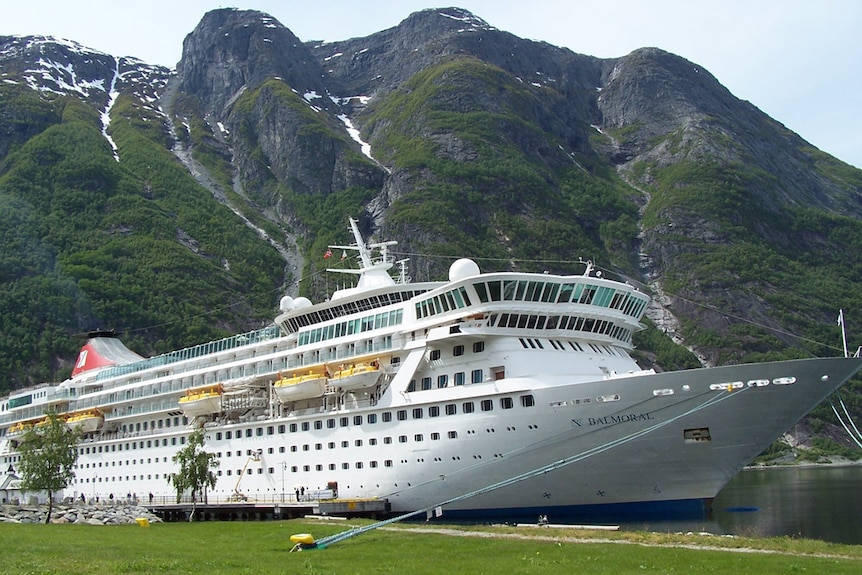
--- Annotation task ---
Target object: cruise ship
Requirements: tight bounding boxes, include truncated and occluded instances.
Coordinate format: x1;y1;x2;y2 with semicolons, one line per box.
2;218;861;518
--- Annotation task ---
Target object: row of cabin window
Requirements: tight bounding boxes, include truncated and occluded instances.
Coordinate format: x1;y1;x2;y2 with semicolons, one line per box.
297;309;404;346
406;370;483;391
428;341;484;362
77;455;168;469
213;395;536;441
237;460;398;475
225;427;504;475
417;341;486;389
120;416;187;434
79;434;188;455
76;474;160;483
415;286;473;320
472;279;648;318
282;290;427;333
522;338;627;358
284;461;395;473
222;429;461;462
491;312;633;342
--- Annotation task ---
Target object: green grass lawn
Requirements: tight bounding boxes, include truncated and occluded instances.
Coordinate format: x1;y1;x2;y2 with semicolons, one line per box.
2;519;861;574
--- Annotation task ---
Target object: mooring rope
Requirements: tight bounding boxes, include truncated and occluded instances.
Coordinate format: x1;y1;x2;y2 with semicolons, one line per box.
829;401;862;448
838;394;862;441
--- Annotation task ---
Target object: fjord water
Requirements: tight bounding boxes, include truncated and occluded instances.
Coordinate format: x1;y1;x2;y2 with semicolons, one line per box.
621;466;862;544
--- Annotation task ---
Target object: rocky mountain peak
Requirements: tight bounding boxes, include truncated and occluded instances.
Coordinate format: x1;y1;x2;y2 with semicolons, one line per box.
175;8;329;117
0;35;169;108
600;48;733;138
308;10;481;101
394;7;496;36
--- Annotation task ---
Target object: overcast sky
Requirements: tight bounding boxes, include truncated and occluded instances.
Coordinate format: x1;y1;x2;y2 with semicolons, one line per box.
3;0;860;169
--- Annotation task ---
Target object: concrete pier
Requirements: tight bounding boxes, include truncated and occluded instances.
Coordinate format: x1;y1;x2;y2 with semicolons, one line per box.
148;497;390;522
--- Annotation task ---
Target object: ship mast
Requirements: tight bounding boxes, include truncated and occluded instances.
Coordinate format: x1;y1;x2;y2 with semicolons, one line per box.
327;218;399;299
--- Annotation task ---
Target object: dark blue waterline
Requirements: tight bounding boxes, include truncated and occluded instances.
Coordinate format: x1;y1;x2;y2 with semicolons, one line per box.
425;498;712;524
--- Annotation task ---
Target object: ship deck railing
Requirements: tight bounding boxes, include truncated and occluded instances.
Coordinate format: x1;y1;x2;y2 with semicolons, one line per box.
86;333;400;397
94;325;284;382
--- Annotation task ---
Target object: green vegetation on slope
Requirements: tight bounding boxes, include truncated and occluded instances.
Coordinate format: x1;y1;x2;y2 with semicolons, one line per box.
636;153;862;366
363;57;642;279
0;90;285;391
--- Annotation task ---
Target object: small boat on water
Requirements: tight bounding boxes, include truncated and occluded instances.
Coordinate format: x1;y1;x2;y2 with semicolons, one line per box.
65;408;104;433
177;384;223;417
273;371;329;402
329;361;381;391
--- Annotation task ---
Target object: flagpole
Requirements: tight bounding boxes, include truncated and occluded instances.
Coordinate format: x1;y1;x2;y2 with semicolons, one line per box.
839;309;849;358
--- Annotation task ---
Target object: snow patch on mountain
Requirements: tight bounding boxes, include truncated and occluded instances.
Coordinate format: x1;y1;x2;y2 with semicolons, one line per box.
101;57;120;161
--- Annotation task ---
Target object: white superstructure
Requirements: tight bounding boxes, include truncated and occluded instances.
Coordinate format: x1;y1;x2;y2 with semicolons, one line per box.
2;218;861;517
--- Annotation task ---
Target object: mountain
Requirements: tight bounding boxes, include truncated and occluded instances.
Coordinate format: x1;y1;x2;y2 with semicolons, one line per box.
1;7;861;454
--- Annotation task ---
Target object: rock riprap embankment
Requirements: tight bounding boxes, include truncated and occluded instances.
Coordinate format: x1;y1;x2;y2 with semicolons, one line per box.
0;504;162;525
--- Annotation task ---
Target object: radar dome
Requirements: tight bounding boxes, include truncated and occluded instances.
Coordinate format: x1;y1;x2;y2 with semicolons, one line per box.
449;258;480;281
293;297;313;310
279;296;294;312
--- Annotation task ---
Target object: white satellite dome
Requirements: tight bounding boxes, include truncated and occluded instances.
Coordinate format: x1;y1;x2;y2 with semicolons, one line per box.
279;296;294;312
449;258;481;282
293;296;313;310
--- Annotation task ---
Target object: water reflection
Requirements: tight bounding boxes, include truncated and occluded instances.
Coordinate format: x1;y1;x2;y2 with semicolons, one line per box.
620;466;862;545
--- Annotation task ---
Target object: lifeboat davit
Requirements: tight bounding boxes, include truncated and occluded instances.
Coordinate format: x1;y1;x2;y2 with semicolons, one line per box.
274;371;328;402
328;361;381;391
65;409;104;433
178;384;224;417
7;421;34;441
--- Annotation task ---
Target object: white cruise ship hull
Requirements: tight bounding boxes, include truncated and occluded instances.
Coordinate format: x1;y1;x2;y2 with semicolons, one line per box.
378;357;862;516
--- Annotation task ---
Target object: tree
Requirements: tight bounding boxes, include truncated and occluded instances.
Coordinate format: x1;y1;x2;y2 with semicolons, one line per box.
16;409;81;523
166;428;219;521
